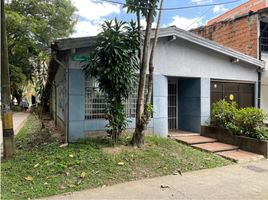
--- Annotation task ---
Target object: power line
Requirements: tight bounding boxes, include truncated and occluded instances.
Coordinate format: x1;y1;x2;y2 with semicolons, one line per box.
99;0;242;11
186;6;214;30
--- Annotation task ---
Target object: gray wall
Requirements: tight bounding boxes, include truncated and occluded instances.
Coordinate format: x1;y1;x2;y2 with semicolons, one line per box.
154;38;259;82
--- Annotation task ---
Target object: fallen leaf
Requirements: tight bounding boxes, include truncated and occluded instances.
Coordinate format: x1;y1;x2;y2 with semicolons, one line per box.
177;170;182;176
24;176;33;181
68;184;76;188
117;162;124;166
34;163;40;168
59;185;66;190
160;185;169;189
60;143;68;148
80;172;86;178
76;179;82;185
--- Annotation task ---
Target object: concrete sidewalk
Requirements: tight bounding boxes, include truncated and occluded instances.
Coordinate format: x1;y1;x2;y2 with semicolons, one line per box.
0;112;30;154
42;159;268;200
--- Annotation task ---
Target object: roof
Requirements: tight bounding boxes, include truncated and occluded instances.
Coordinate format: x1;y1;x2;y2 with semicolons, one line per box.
51;26;265;69
208;0;267;25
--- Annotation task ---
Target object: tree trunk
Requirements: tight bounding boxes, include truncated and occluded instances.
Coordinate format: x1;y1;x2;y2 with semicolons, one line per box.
1;0;15;158
132;0;164;147
132;7;154;147
145;0;164;109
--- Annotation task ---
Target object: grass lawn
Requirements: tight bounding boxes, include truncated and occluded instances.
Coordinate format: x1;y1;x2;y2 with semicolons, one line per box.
1;115;233;200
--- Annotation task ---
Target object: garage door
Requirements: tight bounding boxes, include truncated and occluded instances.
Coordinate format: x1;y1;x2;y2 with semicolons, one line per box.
211;81;255;108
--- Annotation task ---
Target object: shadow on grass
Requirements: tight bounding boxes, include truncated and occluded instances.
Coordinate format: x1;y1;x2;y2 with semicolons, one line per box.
76;134;133;149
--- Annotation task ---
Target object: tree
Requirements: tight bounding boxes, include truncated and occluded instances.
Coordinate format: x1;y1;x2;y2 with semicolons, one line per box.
83;20;140;144
1;0;15;157
5;0;77;99
125;0;164;147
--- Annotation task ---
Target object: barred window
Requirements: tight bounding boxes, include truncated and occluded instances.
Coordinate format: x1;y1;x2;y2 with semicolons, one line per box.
85;78;138;119
260;22;268;52
85;79;107;120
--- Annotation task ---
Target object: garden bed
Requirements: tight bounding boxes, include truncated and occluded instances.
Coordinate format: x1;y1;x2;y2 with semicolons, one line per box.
201;126;268;158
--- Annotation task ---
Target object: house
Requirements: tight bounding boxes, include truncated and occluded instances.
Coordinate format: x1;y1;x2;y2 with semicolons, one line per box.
47;27;265;142
191;0;268;116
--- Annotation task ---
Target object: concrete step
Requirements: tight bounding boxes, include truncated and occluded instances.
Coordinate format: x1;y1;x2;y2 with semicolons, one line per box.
216;150;265;163
169;133;200;137
192;142;239;153
171;135;217;145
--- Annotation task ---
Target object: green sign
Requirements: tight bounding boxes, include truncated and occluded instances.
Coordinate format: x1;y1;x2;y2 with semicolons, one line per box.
71;55;88;62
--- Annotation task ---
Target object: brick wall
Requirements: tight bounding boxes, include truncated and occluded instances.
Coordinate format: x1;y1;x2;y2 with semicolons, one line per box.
208;0;266;25
191;14;259;58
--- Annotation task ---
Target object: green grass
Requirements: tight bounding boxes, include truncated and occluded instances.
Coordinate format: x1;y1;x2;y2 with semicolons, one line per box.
1;115;233;200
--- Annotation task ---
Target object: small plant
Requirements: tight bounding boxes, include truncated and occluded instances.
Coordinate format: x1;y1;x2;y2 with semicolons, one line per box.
211;100;237;128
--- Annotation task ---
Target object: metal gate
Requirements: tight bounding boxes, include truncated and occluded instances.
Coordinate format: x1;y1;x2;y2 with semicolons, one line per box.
168;82;177;130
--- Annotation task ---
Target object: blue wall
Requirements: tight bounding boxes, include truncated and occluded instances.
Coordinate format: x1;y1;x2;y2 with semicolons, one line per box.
68;69;156;142
153;74;168;137
178;78;201;133
178;78;211;133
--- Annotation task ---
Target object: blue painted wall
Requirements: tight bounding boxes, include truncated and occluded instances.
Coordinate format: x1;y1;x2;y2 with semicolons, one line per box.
178;78;201;133
68;68;156;142
153;74;168;137
68;69;85;142
178;78;211;133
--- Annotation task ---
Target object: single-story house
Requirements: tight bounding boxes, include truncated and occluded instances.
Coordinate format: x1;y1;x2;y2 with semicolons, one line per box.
47;26;265;142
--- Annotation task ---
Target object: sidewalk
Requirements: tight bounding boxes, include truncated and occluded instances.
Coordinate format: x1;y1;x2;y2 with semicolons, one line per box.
42;159;268;200
0;112;30;154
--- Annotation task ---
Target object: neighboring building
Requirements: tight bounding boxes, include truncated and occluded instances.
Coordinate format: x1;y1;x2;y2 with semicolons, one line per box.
191;1;268;115
47;27;264;142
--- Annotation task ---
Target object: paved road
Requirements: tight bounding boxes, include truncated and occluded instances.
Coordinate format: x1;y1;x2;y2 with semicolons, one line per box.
42;159;268;200
0;112;30;155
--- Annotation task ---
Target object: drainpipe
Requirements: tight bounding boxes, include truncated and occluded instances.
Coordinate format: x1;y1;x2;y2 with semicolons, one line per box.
257;67;263;108
52;52;69;144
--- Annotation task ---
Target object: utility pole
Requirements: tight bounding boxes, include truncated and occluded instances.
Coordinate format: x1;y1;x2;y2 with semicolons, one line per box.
1;0;15;157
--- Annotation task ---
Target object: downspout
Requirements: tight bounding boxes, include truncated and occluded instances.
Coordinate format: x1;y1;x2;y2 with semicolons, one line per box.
257;31;263;108
52;52;69;144
257;68;262;108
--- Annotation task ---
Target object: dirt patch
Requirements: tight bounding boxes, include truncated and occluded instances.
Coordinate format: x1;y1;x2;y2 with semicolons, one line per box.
102;145;138;154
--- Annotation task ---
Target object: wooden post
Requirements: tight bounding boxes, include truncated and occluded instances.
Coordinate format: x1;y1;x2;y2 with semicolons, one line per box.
1;0;15;157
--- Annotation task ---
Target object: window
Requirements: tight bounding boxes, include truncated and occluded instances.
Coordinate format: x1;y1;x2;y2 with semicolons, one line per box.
85;78;139;119
260;21;268;52
85;79;107;120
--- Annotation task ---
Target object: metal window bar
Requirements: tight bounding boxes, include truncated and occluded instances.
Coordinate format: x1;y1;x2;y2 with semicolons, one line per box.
85;78;147;120
260;22;268;52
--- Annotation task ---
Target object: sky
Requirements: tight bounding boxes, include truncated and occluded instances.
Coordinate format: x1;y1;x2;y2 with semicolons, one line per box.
71;0;248;37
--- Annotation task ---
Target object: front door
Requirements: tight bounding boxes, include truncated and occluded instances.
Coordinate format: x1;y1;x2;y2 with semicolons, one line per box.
168;82;177;130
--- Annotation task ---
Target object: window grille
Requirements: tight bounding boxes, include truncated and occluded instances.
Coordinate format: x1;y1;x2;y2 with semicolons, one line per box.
85;78;140;120
260;22;268;52
85;79;107;120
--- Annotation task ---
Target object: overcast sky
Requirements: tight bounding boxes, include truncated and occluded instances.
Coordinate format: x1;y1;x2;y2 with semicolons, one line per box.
71;0;248;37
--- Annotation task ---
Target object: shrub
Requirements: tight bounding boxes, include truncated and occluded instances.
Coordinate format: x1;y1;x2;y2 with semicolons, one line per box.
211;100;268;140
255;126;268;140
234;107;268;137
211;100;237;128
